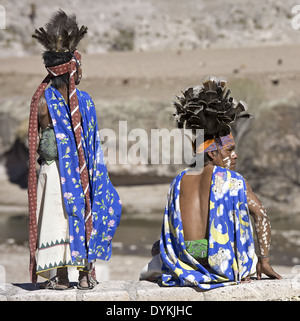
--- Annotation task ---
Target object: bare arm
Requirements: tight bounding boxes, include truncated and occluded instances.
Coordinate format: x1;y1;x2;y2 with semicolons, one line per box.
38;94;52;130
245;179;282;279
245;180;271;258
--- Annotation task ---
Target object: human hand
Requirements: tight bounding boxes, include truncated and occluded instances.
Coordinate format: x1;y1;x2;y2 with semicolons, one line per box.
256;258;282;280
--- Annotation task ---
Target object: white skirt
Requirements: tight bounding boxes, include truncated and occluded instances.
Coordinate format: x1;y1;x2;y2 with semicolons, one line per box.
35;161;85;280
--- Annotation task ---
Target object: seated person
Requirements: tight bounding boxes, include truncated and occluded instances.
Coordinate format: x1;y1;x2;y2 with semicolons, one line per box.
140;77;282;290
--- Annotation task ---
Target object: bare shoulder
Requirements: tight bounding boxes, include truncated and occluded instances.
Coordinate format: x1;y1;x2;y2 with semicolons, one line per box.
239;174;264;210
181;165;213;192
202;164;214;180
241;176;254;193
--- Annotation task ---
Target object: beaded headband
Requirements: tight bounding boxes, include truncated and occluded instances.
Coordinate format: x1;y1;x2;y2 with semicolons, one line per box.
196;132;235;154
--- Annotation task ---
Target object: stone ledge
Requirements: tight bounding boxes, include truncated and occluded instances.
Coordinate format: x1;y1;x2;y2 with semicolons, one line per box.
0;274;299;301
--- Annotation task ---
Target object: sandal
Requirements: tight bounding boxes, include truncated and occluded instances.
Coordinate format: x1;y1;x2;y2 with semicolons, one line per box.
39;276;70;290
77;271;98;290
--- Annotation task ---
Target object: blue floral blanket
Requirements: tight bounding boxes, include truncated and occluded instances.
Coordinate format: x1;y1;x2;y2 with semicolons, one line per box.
45;86;121;264
159;166;256;290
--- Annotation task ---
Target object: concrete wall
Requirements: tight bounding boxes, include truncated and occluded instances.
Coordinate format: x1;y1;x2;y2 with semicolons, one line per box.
1;274;299;301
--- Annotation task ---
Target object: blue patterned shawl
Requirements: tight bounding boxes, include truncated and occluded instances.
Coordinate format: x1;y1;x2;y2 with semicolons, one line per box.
45;86;121;264
159;166;255;290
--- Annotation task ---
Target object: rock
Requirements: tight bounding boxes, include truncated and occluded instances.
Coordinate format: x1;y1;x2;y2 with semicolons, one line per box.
237;100;300;220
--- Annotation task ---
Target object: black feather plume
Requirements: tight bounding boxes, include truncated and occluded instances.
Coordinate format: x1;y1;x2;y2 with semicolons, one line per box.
32;9;87;52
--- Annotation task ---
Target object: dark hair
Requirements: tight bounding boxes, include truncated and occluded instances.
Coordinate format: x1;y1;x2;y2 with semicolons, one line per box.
189;133;222;168
204;150;219;165
188;150;219;168
43;51;73;89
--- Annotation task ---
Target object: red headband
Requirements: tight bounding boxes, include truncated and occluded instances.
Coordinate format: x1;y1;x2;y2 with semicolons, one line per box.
46;50;81;77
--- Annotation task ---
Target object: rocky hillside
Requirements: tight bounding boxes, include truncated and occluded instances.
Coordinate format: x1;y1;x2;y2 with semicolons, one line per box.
0;0;299;57
237;100;300;226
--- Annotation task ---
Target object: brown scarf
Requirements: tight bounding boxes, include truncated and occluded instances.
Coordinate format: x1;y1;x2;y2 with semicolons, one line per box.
28;50;93;284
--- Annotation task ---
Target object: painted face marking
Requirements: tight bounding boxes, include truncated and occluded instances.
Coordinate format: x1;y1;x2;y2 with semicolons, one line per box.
222;156;231;169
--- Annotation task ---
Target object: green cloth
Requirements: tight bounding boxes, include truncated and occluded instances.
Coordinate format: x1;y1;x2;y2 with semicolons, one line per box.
38;127;58;165
184;239;208;261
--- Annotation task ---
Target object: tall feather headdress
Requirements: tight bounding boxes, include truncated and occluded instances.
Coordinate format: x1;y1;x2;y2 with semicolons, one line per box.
173;76;252;137
32;9;87;52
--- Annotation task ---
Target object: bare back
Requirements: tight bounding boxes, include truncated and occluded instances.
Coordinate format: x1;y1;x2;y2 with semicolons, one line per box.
179;165;214;241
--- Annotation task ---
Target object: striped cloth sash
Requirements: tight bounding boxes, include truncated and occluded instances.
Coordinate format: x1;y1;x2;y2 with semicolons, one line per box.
28;50;92;284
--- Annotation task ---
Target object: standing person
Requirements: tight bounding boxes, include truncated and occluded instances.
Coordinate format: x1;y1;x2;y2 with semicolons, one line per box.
28;10;122;289
140;76;281;289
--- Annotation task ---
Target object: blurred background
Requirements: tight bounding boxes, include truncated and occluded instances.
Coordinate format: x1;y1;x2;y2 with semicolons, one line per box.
0;0;299;283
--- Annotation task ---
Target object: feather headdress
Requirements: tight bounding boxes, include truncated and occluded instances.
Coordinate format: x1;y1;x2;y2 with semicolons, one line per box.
32;9;87;53
173;76;252;137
